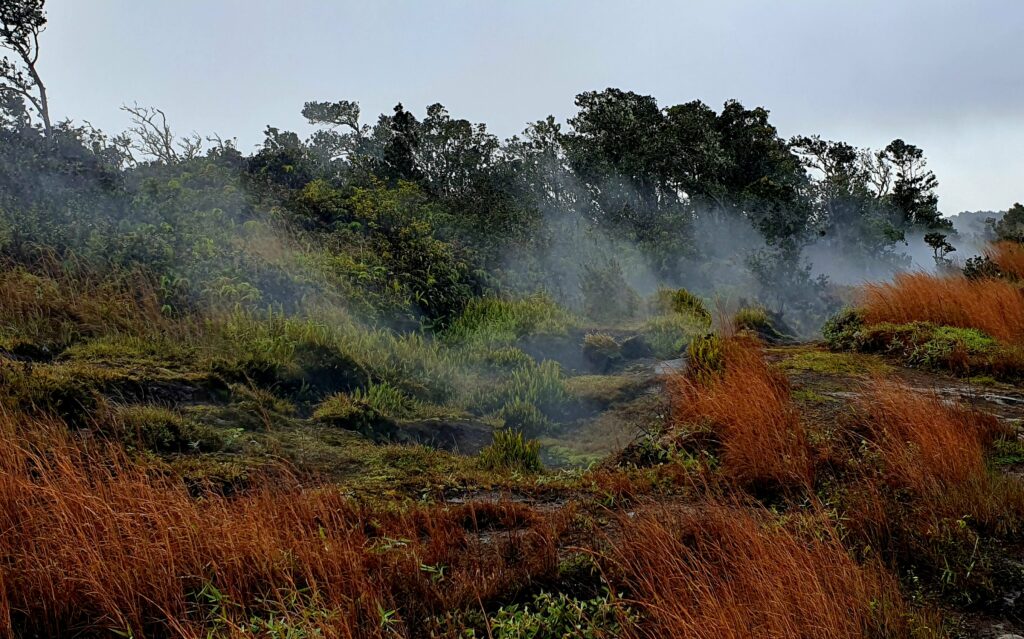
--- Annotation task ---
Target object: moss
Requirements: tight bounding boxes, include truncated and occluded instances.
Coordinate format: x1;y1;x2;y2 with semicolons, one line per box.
777;350;892;377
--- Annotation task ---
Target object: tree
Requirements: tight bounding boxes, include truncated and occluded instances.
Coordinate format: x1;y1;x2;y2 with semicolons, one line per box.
301;100;361;131
924;231;955;268
881;139;948;229
116;104;203;165
0;0;50;135
994;202;1024;243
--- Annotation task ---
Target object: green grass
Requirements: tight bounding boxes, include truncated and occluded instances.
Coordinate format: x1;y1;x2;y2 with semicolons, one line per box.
478;429;543;473
443;294;578;348
777;350;892;377
823;309;1024;379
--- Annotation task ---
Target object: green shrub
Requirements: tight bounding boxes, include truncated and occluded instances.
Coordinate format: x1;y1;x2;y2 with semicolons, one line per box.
476;591;633;639
478;429;542;473
687;334;724;383
822;307;865;350
641;314;704;359
484;360;570;420
348;382;421;419
115;404;225;452
444;295;577;347
579;259;641;323
498;399;551;435
484;346;534;369
312;392;383;431
733;306;789;342
651;286;711;323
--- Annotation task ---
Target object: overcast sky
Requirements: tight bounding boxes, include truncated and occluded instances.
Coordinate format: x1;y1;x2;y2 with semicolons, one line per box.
39;0;1023;214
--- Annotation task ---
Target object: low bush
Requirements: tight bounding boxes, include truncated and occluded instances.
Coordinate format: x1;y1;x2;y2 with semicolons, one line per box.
582;332;622;371
650;287;711;323
986;240;1024;280
443;295;577;348
478;429;543;473
684;334;724;384
499;399;551;436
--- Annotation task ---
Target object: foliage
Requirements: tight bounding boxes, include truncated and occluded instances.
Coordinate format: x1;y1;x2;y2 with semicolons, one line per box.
498;398;552;436
579;259;641;323
650;287;711;323
685;334;724;384
478;429;542;473
477;591;632;639
444;294;577;347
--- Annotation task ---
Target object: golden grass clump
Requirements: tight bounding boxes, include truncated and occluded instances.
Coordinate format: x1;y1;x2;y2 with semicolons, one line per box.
861;271;1024;343
0;411;559;638
987;240;1024;280
608;502;923;639
669;337;813;490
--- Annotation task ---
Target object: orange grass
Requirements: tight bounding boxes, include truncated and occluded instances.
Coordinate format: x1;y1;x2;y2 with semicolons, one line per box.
0;413;559;638
854;380;1023;532
987;240;1024;280
608;502;925;639
860;271;1024;343
668;337;813;490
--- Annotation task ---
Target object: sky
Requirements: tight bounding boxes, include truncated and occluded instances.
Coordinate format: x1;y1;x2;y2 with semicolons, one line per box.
38;0;1024;214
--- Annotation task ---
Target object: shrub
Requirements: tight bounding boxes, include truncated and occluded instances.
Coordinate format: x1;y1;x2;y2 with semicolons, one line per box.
499;399;551;436
114;404;224;453
484;360;570;421
821;307;865;350
312;391;383;432
962;255;1002;280
481;591;632;639
641;314;703;359
579;259;641;324
478;429;542;473
651;287;711;323
352;382;420;419
732;306;791;342
685;334;724;385
444;295;577;347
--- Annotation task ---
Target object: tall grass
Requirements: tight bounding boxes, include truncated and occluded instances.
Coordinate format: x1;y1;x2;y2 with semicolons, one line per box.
668;337;813;490
986;240;1024;280
854;380;1021;532
607;502;926;639
0;411;559;638
861;271;1024;343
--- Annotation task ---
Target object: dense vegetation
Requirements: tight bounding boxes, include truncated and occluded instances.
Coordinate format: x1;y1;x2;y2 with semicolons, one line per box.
4;2;1024;638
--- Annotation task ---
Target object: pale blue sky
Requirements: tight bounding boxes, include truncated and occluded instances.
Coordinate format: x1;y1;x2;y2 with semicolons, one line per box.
39;0;1024;213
